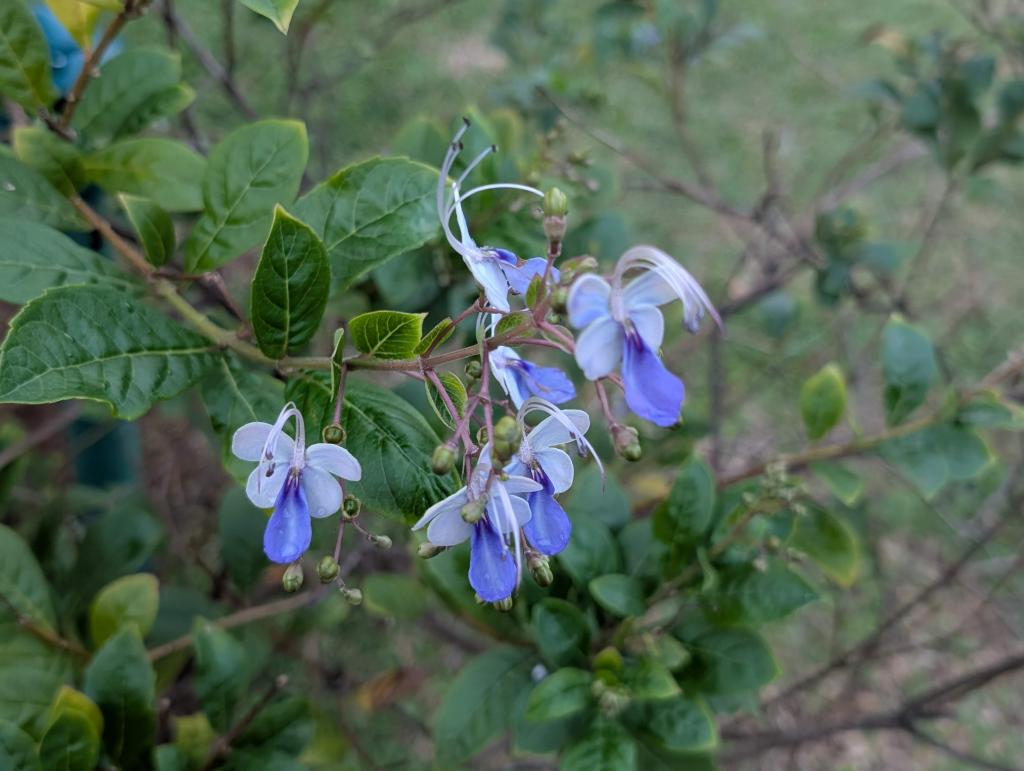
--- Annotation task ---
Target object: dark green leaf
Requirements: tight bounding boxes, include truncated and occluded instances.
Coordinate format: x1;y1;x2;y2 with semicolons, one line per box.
0;155;87;231
0;1;56;111
559;517;621;587
561;718;637;771
12;126;84;194
70;506;163;606
881;316;937;425
234;696;312;755
589;574;645;617
0;720;39;771
687;628;778;696
217;487;266;593
799;363;846;440
526;668;593;721
570;467;630;530
618;519;668;580
238;0;300;33
119;195;175;267
715;561;818;623
653;458;714;545
192;618;249;733
392;115;448;165
625;657;680;700
0;285;216;419
789;506;860;586
639;696;716;754
349;310;425;360
879;424;991;499
83;138;205;212
39;711;101;771
532;598;591;668
250;206;330;358
89;573;160;646
958;393;1024;429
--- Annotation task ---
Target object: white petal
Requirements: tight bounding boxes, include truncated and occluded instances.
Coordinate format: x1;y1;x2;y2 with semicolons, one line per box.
510;495;533;528
412;488;468;531
232;422;293;461
245;463;288;508
623;270;676;308
567;274;611;329
469;258;510;312
574;317;624;380
487;491;533;533
537;448;574;493
503;474;543;495
528;409;591;450
426;506;474;546
301;466;343;519
629;304;665;351
306;443;362;481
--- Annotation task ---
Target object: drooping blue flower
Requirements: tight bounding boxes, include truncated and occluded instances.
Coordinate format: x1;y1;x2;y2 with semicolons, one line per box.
567;245;720;427
412;448;540;601
31;4;123;95
505;398;602;557
232;403;362;564
490;345;575;408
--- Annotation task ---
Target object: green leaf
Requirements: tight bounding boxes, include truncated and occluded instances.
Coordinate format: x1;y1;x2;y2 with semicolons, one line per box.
0;286;216;420
526;668;593;721
83;628;156;766
155;745;188;771
69;506;163;607
233;696;312;755
799;363;846;440
715;560;818;622
0;720;39;771
881;316;938;425
118;195;175;267
0;155;87;230
217;487;265;593
349;310;425;360
192;618;250;733
589;574;645;617
330;328;345;396
0;1;56;111
186;120;308;273
363;574;427;619
532;598;590;668
0;218;134;304
958;393;1024;429
426;371;467;429
49;687;103;738
641;697;716;753
392;115;448;165
810;461;864;506
89;573;160;646
294;157;440;291
687;628;778;695
83;138;206;212
789;506;860;586
38;711;100;771
653;458;714;545
570;467;630;530
559;517;621;587
414;317;455;355
434;646;534;763
72;47;185;148
12;126;85;194
238;0;300;33
625;657;681;700
286;374;454;521
561;719;637;771
250;206;330;358
619;519;668;580
879;424;991;498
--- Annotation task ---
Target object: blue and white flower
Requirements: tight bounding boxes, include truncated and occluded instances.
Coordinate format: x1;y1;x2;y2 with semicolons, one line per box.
412;449;540;601
567;245;720;427
232;403;362;564
505;398;602;556
437;121;551;312
490;345;575;408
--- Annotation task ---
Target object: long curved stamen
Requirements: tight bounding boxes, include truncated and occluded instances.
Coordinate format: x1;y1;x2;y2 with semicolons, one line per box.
454;144;497;193
491;482;523;586
445;183;545;226
258;402;306;493
517;397;605;481
614;245;723;329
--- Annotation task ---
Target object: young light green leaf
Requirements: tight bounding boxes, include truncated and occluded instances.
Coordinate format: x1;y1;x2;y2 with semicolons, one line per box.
238;0;300;33
0;1;56;111
810;461;864;506
294;157;439;291
49;687;104;738
652;457;715;546
426;372;467;430
192;618;250;733
0;286;217;419
250;206;330;358
525;668;593;722
642;697;717;753
561;719;637;771
83;628;156;766
589;573;645;617
330;328;345;396
799;363;846;440
119;195;175;267
414;317;455;355
83;138;206;212
349;310;425;360
72;47;184;148
13;126;85;194
0;155;87;230
39;710;101;771
790;505;860;586
89;573;160;647
882;316;938;425
186;120;308;272
0;720;38;771
434;646;534;763
0;218;134;304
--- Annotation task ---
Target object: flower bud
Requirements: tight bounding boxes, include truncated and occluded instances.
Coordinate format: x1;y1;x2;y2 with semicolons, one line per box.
431;444;457;475
342;494;361;519
558;255;598;285
282;563;303;593
492;416;521;463
612;424;642;462
593;646;624;674
464;359;482;380
528;553;553;587
418;542;446;559
316;555;339;583
322;423;346;445
341;587;362;606
493;596;514;612
461;497;486;524
476;426;489;446
550;287;568;313
369;534;393;550
543;187;569;218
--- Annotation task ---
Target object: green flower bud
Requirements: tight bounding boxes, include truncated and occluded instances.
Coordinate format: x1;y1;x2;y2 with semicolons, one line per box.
341;587;362;606
418;542;446;559
316;555;340;583
476;426;489;446
369;534;392;550
558;255;598;285
461;497;486;524
474;593;487;605
431;444;457;475
342;494;361;519
550;287;568;313
543;187;569;218
322;423;346;445
612;424;642;462
528;553;553;587
464;359;482;380
492;416;521;462
593;646;624;674
282;563;303;593
493;596;514;612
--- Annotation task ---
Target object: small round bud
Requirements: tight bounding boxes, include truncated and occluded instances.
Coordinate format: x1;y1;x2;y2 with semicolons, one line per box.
464;359;482;380
316;555;340;583
558;255;598;285
282;563;303;593
369;534;392;550
342;494;361;519
461;497;486;524
547;312;563;325
322;423;346;445
493;596;514;612
341;587;362;606
593;646;624;674
550;287;568;313
474;593;487;605
431;444;457;475
492;416;521;462
543;187;569;218
418;542;446;559
528;553;553;587
612;424;642;462
476;426;489;446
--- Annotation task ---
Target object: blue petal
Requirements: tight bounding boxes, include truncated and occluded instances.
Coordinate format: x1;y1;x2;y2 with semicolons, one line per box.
622;333;685;427
501;257;559;295
524;483;572;556
263;474;312;564
491;247;518;265
516;360;576;404
468;520;517;602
